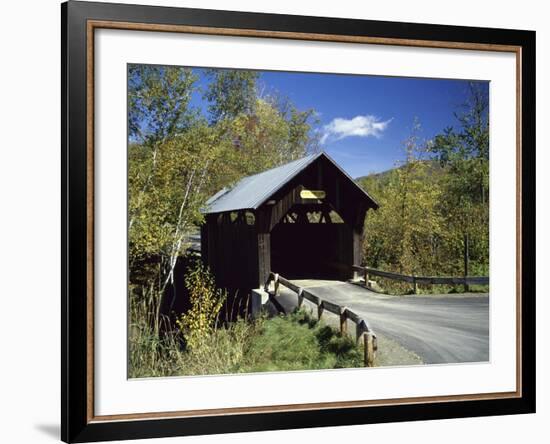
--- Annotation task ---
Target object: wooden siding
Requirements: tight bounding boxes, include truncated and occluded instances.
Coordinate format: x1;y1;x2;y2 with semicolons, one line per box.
201;213;259;290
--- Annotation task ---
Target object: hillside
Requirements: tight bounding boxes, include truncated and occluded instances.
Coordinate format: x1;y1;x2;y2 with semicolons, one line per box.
355;159;443;183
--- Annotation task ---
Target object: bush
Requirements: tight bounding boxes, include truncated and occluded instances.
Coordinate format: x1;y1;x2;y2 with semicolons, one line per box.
176;259;226;350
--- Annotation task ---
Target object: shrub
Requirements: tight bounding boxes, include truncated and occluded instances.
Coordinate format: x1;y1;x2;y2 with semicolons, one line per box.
176;259;226;350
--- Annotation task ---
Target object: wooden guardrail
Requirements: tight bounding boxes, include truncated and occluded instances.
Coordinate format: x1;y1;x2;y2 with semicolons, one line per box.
352;265;489;293
264;272;377;367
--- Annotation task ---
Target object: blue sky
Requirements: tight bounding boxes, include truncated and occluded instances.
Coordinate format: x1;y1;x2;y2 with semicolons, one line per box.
189;68;488;178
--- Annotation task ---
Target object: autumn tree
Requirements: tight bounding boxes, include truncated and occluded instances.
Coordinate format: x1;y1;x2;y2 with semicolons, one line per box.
360;83;490;288
128;65;320;322
128;65;198;145
204;70;319;179
204;69;259;124
362;120;443;277
129;121;225;286
128;65;199;233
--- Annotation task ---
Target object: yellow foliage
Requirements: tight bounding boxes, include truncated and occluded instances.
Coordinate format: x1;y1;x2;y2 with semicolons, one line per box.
176;261;226;350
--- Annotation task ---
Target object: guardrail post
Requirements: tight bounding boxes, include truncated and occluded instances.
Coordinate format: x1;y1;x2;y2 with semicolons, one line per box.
364;332;376;367
339;307;348;335
413;276;418;294
317;302;324;321
356;322;365;345
364;269;369;287
297;288;304;308
273;273;280;296
263;272;272;292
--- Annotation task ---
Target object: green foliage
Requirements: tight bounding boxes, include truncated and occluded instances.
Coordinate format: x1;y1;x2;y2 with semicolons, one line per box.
430;83;489;278
362;121;445;276
176;260;226;350
241;316;329;372
204;69;259;123
240;310;363;373
128;65;198;145
128;120;227;294
430;82;489;165
127;65;322;376
217;98;314;177
360;84;489;292
128;67;318;293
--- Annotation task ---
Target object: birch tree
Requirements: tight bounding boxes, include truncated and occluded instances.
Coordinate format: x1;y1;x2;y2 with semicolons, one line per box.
128;65;198;231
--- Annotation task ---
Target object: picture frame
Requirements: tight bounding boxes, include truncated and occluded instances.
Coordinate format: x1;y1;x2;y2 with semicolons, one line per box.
61;1;536;442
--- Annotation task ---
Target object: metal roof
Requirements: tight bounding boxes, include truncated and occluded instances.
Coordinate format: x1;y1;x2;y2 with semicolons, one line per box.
202;152;378;214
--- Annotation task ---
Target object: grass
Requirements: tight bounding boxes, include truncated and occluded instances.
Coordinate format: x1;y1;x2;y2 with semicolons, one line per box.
129;307;364;378
369;276;489;295
239;310;363;373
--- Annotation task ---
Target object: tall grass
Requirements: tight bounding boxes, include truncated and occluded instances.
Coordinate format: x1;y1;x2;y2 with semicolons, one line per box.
128;287;182;378
129;298;365;378
129;258;368;378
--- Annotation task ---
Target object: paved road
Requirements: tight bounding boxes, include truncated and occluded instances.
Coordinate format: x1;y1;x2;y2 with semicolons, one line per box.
274;280;489;365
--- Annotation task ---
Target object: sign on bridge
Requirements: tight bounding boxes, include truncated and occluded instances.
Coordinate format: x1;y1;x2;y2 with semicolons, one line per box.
300;189;326;199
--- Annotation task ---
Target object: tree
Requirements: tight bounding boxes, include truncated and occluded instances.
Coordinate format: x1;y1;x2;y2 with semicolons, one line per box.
362;120;443;277
127;65;321;326
202;69;318;178
430;81;489;204
204;69;259;123
218;98;316;177
128;65;199;232
259;87;321;155
430;82;490;275
128;65;198;145
129;120;228;289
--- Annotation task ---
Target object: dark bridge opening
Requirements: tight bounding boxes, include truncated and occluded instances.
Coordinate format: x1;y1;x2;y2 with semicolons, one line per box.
270;203;353;280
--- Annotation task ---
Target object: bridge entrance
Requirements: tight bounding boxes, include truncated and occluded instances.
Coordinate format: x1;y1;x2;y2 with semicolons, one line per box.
270;204;353;280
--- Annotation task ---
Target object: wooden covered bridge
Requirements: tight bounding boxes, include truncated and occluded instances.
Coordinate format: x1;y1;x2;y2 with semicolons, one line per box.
201;152;378;291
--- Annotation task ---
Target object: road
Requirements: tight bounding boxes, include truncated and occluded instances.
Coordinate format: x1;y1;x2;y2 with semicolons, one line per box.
274;280;489;365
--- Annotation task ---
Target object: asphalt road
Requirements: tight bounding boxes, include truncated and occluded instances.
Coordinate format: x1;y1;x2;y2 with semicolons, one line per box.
275;280;489;365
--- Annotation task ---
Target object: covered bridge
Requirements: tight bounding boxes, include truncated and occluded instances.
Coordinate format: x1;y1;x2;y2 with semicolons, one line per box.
201;152;378;291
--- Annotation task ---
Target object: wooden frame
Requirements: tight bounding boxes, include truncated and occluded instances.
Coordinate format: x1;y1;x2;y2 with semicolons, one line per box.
62;1;536;442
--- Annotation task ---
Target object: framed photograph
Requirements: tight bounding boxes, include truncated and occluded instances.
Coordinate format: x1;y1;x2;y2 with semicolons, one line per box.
62;1;535;442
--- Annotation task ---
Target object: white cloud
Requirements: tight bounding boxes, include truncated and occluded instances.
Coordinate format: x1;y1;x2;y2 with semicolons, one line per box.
321;115;392;144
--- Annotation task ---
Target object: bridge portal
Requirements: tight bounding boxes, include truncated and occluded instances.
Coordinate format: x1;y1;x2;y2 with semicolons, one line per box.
201;152;378;291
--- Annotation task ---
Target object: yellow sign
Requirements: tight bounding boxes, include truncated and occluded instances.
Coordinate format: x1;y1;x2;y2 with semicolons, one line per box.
300;189;326;199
